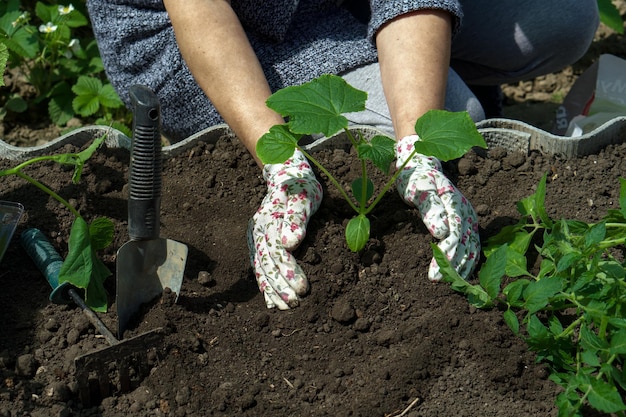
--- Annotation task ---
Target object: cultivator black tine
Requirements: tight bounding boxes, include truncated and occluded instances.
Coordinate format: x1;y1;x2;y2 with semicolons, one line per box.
73;328;164;406
75;366;91;405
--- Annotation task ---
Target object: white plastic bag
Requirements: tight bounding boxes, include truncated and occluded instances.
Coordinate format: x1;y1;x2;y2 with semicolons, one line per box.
554;54;626;137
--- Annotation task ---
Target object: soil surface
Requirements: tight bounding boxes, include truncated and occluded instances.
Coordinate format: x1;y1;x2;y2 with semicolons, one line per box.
1;14;625;417
1;131;625;417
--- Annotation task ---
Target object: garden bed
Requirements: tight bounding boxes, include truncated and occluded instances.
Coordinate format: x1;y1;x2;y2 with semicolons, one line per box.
0;129;625;416
1;9;625;417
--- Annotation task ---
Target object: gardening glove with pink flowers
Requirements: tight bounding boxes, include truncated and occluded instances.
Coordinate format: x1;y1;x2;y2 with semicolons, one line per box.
247;148;323;310
395;134;480;281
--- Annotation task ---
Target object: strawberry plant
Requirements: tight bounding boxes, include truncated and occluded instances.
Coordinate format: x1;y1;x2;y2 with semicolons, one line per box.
0;0;130;133
256;74;486;252
0;134;114;312
437;173;626;416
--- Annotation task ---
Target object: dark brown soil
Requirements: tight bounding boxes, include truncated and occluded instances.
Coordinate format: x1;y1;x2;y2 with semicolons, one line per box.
1;13;625;417
0;129;625;416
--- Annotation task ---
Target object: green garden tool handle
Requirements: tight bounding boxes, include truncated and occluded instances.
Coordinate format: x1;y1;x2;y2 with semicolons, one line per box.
20;228;73;305
20;228;118;344
128;84;162;241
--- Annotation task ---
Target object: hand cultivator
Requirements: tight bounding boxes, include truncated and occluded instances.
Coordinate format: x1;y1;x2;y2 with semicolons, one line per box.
21;228;164;405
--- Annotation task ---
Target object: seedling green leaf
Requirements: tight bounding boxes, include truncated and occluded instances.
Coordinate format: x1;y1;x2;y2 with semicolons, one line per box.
434;244;492;308
90;217;115;251
257;124;301;165
266;74;367;137
439;173;626;416
413;110;486;161
587;378;626;413
346;215;370;252
356;135;396;174
478;244;507;299
0;134;114;311
258;74;484;254
59;217;113;312
503;309;519;334
351;178;374;204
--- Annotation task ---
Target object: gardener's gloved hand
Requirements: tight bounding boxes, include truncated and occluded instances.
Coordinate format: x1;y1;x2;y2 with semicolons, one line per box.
395;134;480;281
247;148;323;310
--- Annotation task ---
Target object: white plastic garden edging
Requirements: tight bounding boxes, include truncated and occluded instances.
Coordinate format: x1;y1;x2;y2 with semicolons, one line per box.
1;117;626;161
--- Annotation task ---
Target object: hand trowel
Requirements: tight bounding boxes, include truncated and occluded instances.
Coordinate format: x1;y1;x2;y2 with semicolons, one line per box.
116;85;188;338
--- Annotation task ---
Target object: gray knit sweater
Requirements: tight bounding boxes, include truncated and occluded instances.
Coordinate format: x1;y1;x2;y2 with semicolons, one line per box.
86;0;462;141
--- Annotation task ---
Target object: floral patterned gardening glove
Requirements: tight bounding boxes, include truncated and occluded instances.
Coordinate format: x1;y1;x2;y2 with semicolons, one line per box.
247;148;323;310
395;134;480;281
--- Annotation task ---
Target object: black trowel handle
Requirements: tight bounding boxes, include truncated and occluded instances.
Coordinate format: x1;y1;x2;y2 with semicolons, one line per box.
128;85;162;241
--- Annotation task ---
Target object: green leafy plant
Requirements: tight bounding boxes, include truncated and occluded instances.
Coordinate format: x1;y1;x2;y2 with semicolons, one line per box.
0;0;130;132
438;173;626;416
598;0;624;34
256;74;486;252
0;134;114;312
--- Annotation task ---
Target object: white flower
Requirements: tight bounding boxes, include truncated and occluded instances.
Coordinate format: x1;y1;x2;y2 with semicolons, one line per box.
63;38;80;58
58;4;75;15
39;22;58;33
68;38;80;52
11;12;29;27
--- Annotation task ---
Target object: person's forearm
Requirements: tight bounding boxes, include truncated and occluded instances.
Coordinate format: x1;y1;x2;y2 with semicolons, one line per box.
375;10;452;139
163;0;283;166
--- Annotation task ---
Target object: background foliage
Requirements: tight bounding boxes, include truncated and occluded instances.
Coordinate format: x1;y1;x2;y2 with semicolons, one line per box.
0;0;130;134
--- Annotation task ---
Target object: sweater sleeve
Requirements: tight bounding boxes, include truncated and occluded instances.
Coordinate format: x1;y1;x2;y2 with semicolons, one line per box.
368;0;462;44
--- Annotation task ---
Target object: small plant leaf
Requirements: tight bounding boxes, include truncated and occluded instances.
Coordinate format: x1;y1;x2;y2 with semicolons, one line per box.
584;221;606;248
86;259;110;313
72;76;103;117
47;133;106;183
504;246;530;277
503;308;519;334
346;214;370;252
89;217;114;251
484;223;526;255
526;314;550;344
257;124;301;165
6;95;28;113
523;276;562;314
1;25;38;58
502;278;530;308
581;349;601;367
48;82;74;126
58;218;111;312
586;378;626;413
59;218;93;289
351;177;374;205
77;133;108;163
266;74;367;137
479;243;506;299
356;135;395;174
35;1;52;23
434;244;492;308
609;329;626;355
517;173;552;227
97;83;124;109
62;8;89;28
413;110;486;162
598;0;625;34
